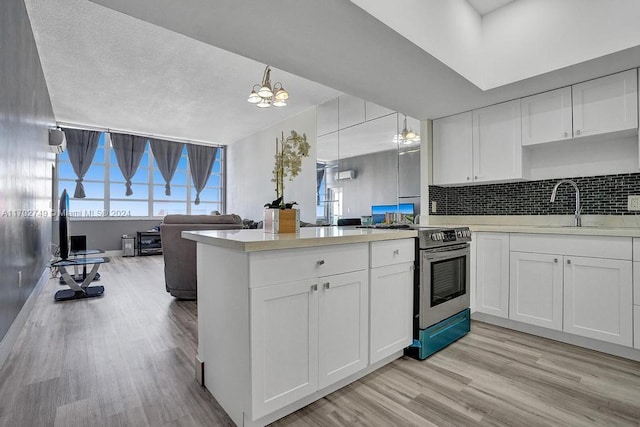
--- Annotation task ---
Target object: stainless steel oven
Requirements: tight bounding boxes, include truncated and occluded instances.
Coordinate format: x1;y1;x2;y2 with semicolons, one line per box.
419;241;470;329
408;226;472;359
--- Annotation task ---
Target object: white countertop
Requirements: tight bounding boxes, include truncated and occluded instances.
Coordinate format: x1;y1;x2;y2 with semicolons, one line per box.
426;215;640;237
182;227;418;252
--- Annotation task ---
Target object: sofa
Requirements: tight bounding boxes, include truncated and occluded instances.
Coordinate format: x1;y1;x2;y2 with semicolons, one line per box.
160;214;243;299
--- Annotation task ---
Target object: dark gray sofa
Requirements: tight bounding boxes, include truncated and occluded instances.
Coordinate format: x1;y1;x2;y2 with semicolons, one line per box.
160;214;243;299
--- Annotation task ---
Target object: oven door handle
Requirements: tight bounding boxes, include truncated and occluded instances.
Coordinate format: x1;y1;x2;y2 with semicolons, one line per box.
423;245;469;261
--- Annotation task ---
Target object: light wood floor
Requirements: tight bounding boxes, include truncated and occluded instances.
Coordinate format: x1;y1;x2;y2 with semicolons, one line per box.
1;256;639;426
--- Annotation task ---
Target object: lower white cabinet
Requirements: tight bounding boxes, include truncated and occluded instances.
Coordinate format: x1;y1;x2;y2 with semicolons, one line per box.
250;279;320;419
476;232;510;318
250;270;368;419
563;256;633;347
318;270;369;389
634;306;640;350
509;251;563;330
369;262;413;364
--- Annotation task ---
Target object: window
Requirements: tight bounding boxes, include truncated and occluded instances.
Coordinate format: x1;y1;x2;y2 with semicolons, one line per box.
56;132;225;218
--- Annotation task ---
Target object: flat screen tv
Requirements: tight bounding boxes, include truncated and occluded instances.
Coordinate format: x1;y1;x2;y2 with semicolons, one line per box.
59;189;71;260
371;203;415;224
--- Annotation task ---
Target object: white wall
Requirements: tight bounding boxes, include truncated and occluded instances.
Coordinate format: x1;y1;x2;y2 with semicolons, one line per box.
350;0;482;87
226;109;317;223
482;0;640;89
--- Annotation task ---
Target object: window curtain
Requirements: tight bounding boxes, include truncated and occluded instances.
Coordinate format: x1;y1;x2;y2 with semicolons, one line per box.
62;128;101;199
110;133;148;196
150;139;184;195
187;144;218;205
316;165;325;205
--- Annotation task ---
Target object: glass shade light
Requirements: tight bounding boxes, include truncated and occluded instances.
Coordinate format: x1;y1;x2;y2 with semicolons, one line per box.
256;98;271;108
258;85;273;98
274;88;289;101
247;90;261;104
248;65;289;108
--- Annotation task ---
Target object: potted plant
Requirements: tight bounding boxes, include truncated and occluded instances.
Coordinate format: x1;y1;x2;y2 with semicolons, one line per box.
264;130;310;233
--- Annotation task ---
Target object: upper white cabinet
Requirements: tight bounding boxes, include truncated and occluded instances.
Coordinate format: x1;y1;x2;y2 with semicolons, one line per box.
433;101;524;186
432;112;473;185
475;232;510;318
317;97;338;137
365;101;394;122
572;69;638;138
472;100;523;183
338;94;366;129
521;87;573;146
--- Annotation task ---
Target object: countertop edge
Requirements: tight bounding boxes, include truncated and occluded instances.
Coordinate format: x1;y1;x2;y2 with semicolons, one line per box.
182;229;418;252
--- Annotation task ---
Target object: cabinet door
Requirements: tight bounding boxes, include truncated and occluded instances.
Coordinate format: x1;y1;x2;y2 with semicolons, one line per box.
318;270;368;389
572;69;638;137
433;112;473;185
370;262;413;364
251;279;319;419
521;87;573;146
475;233;510;318
634;306;640;350
509;252;563;330
472;100;523;183
563;256;633;346
317;97;338;137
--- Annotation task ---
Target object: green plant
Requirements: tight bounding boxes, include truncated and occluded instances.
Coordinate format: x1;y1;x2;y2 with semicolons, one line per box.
269;130;310;208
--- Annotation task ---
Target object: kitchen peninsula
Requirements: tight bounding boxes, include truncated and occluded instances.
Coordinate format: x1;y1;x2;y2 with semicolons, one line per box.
182;227;417;427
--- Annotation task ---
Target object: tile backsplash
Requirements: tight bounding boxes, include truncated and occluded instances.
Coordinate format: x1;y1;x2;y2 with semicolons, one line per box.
429;173;640;216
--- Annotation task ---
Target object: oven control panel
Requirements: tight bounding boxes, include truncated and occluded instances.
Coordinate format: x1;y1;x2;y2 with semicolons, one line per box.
418;227;472;248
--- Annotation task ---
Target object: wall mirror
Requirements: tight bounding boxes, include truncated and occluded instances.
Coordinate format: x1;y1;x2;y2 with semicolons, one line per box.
316;95;420;225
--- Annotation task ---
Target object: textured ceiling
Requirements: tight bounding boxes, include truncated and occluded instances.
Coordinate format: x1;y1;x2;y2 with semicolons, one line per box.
24;0;340;146
89;0;640;123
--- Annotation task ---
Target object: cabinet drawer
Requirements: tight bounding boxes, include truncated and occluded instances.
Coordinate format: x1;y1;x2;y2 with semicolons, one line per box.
249;243;368;287
370;239;415;268
633;238;640;262
510;234;631;260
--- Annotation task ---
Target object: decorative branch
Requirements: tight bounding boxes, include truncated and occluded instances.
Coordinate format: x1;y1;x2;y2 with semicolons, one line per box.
268;130;310;209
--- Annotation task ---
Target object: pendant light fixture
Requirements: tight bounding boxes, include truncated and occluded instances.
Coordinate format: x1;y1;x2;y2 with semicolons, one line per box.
394;114;420;144
247;65;289;108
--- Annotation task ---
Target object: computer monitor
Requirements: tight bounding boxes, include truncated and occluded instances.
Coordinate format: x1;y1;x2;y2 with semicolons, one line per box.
398;203;415;223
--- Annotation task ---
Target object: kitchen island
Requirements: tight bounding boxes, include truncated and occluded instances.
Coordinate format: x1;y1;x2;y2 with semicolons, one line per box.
182;227;417;427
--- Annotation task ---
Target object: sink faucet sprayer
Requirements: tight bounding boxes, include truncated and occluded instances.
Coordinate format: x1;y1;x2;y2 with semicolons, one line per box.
550;179;581;227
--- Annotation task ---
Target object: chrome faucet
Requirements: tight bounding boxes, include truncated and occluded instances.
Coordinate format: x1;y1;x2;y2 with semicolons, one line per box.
550;179;581;227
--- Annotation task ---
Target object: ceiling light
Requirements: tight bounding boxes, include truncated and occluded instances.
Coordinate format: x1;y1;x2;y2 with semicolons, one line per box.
395;114;420;144
248;65;289;108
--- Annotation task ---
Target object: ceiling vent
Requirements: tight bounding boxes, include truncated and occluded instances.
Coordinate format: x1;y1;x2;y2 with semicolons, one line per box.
334;170;355;181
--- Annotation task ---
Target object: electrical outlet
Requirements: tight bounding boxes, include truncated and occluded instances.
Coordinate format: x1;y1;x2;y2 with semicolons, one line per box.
18;271;22;288
431;201;437;213
628;195;640;211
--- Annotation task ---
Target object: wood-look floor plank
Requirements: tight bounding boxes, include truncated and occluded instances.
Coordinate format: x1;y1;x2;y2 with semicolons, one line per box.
0;255;639;426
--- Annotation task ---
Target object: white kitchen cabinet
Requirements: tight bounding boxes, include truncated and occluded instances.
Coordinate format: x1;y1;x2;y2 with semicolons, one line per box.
572;69;638;138
563;256;633;346
509;251;563;330
318;270;368;389
634;306;640;350
338;93;366;129
317;97;338;137
369;239;414;364
472;100;523;183
475;232;510;318
250;279;320;419
369;262;413;363
432;112;473;185
251;268;369;417
521;87;573;146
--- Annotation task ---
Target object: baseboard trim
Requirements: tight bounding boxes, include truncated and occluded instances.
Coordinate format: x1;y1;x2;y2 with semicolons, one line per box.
0;268;49;370
472;312;640;362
